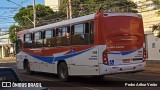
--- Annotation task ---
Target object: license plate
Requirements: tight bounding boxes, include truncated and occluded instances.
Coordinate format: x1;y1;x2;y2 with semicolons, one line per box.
123;59;130;63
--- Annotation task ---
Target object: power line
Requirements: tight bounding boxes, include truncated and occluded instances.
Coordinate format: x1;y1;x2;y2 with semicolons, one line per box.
6;0;23;8
0;7;19;9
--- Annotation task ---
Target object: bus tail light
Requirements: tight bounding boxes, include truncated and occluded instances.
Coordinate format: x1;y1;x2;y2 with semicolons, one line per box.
143;48;146;62
102;50;108;65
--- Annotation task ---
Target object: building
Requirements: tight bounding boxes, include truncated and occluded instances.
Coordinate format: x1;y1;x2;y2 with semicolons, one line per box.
0;34;12;58
131;0;160;62
45;0;61;11
133;0;156;12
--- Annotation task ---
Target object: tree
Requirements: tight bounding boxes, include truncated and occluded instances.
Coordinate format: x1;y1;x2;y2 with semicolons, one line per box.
10;4;67;45
14;4;54;29
37;11;67;26
152;24;160;38
9;25;21;43
151;0;160;38
59;0;137;18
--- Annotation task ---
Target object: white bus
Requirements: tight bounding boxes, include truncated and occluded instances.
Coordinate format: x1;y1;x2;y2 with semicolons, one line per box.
16;11;146;81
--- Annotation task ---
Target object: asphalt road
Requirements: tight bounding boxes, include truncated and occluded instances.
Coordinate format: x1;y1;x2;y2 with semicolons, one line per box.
0;62;160;90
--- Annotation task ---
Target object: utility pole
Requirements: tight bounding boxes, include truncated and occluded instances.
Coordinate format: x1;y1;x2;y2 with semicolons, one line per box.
33;0;36;27
66;3;69;19
68;0;72;19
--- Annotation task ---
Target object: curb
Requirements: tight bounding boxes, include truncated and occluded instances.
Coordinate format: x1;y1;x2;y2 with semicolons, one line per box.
0;61;16;63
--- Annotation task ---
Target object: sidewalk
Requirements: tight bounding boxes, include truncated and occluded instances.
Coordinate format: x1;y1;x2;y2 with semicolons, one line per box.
0;57;16;63
144;63;160;74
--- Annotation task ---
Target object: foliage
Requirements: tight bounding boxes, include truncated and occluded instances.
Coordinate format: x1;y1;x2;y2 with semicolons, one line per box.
151;24;160;37
14;4;54;29
59;0;137;18
37;11;67;26
10;4;67;44
151;0;160;38
9;25;21;43
152;0;160;5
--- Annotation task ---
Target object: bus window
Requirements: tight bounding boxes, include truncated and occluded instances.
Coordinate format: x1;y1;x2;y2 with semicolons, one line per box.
56;27;70;46
62;27;67;36
33;32;43;48
24;33;32;42
43;30;55;47
24;33;32;48
71;23;89;45
61;27;70;46
90;21;94;44
44;30;52;39
34;32;42;40
56;28;62;46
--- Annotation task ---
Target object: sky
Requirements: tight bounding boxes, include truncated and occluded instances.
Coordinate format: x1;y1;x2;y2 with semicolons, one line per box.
0;0;44;31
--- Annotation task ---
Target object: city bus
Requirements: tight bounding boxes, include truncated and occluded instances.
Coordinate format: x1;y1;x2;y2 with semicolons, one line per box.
16;11;146;81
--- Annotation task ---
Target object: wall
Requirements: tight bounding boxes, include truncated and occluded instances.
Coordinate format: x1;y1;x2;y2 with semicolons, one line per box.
45;0;60;11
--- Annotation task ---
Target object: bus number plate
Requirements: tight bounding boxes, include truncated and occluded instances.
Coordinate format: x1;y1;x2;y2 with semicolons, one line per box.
123;59;130;63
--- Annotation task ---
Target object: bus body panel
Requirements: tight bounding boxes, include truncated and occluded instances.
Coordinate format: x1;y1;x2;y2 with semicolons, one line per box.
99;62;145;75
17;46;100;75
107;48;143;66
69;46;99;75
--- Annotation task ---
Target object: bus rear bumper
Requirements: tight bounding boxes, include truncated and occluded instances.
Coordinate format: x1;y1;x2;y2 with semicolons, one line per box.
99;62;146;75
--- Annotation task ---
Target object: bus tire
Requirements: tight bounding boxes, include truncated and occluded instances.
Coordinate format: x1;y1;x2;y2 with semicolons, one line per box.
25;61;33;75
58;62;69;81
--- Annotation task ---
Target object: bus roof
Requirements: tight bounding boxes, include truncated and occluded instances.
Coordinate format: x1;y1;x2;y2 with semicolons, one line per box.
28;13;95;33
18;12;141;34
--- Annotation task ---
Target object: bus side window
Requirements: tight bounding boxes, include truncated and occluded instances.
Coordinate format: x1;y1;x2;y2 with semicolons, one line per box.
44;30;55;47
61;27;70;46
71;23;89;45
56;28;63;46
24;33;32;48
33;32;43;48
90;21;94;44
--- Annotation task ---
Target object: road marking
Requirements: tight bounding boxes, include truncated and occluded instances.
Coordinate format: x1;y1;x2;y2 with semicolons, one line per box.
19;74;99;90
19;74;59;81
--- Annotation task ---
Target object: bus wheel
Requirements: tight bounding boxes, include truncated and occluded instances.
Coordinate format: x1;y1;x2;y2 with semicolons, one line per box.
25;61;33;75
58;62;69;81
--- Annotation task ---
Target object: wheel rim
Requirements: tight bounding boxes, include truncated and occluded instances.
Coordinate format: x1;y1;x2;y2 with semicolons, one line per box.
60;67;67;79
26;63;30;73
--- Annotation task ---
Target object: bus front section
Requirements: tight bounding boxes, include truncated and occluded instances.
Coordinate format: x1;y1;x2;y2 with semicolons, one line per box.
98;12;146;75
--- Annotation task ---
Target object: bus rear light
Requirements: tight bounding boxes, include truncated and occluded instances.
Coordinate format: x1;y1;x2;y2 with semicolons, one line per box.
143;48;146;62
102;50;108;65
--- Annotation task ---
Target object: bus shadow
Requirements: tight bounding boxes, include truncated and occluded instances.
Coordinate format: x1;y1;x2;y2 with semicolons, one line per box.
21;71;136;87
